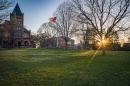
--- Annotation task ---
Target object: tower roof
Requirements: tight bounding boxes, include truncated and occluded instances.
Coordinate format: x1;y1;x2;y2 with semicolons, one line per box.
12;3;23;15
24;28;30;32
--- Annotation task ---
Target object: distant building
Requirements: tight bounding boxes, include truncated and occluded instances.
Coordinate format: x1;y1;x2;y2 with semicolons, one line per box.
122;37;130;50
57;36;75;49
123;43;130;51
0;3;32;48
41;36;75;49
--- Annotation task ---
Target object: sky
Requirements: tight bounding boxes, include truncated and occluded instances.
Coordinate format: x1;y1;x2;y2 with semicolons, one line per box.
8;0;129;44
12;0;66;33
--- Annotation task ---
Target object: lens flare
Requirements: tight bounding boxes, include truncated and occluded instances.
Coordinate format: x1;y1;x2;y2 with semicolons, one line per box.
87;46;101;68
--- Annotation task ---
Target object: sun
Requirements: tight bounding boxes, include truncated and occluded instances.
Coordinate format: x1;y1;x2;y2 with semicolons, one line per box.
102;39;106;44
97;39;107;46
101;38;108;46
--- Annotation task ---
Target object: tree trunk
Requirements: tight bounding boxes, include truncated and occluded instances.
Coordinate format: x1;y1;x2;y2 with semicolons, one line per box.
102;43;106;55
65;41;68;49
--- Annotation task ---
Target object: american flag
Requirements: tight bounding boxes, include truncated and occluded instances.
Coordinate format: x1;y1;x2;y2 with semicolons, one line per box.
49;17;56;22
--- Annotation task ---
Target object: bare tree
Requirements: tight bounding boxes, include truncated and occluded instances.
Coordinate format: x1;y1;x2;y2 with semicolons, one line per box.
0;0;14;44
52;1;79;49
72;0;130;55
0;0;14;23
37;22;57;48
75;23;95;49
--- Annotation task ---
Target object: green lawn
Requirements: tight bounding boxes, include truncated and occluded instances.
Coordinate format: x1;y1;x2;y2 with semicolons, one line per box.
0;48;130;86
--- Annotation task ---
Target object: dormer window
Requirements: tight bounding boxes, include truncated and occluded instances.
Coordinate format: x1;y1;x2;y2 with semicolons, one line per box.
23;33;29;38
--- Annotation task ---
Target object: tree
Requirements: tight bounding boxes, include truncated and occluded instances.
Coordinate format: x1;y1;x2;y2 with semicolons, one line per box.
75;24;96;49
52;1;79;49
0;0;14;23
72;0;130;55
105;31;121;50
0;0;14;42
37;22;57;48
31;32;38;45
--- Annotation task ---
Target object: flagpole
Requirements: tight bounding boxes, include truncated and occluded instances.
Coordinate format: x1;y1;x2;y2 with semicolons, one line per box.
56;22;58;48
49;16;58;48
57;29;58;48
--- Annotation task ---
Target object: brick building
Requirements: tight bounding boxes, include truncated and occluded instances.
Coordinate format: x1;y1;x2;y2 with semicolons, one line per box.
56;37;75;49
0;3;32;48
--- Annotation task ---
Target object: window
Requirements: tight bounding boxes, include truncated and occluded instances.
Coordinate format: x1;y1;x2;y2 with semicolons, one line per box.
17;33;19;37
18;33;20;37
14;33;20;38
18;21;20;24
14;33;15;36
23;33;29;38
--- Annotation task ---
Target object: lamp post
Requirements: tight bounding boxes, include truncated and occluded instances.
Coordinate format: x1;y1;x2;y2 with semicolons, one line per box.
56;30;58;48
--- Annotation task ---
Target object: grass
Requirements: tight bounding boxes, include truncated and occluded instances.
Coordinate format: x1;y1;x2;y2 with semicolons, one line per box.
0;48;130;86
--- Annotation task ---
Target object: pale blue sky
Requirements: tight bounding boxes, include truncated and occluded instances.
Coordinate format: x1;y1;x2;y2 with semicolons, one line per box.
13;0;66;33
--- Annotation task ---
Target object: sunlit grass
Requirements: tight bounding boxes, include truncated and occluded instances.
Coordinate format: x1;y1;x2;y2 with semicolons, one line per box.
71;50;94;56
0;48;130;86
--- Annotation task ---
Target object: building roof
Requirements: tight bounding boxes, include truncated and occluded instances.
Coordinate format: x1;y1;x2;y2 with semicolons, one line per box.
24;28;30;32
12;3;23;15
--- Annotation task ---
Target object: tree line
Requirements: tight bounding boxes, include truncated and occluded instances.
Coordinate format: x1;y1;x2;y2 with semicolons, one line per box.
0;0;130;55
36;0;130;55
